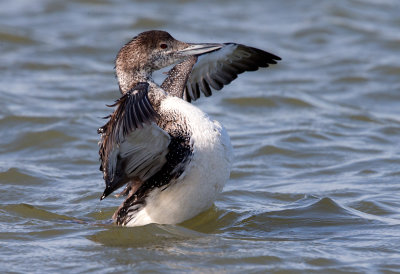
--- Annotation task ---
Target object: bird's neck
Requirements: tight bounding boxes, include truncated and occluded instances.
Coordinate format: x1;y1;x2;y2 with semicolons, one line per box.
160;56;197;98
116;67;154;94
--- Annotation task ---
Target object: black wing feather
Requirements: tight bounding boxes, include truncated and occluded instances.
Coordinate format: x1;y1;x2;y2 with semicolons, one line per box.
183;43;281;102
98;82;160;199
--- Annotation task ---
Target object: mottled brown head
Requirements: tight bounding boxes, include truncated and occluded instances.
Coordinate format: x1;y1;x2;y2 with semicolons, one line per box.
115;30;223;93
116;30;190;72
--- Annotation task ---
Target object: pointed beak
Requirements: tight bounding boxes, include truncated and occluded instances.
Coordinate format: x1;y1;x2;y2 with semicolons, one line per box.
178;43;223;56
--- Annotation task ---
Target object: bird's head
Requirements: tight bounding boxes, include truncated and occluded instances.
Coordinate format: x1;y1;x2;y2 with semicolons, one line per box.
116;30;222;73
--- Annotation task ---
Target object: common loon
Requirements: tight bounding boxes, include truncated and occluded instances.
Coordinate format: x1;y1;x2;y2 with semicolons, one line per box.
98;30;281;226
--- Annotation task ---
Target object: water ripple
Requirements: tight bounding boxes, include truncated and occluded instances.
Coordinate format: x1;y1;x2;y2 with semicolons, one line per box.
1;0;400;272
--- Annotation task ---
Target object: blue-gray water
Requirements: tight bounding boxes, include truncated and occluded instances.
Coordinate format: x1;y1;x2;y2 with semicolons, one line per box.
1;0;400;272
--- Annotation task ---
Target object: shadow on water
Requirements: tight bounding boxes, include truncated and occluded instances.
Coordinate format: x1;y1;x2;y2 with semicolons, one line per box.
1;202;215;247
87;205;231;247
87;197;400;247
2;195;400;249
88;224;207;247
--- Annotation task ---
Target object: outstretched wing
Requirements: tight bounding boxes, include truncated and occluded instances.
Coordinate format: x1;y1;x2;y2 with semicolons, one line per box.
98;82;170;200
183;43;281;102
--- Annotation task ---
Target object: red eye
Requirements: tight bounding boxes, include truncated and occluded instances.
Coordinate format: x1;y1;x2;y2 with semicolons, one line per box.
160;43;168;49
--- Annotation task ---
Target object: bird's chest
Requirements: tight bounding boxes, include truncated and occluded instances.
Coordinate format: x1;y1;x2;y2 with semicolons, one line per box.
128;97;233;225
159;96;233;176
158;97;223;150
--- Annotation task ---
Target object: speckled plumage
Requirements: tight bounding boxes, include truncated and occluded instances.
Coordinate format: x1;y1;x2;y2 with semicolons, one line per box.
161;56;198;98
98;30;280;226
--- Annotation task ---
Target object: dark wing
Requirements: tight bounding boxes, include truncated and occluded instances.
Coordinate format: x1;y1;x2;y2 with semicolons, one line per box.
183;43;281;102
98;82;170;200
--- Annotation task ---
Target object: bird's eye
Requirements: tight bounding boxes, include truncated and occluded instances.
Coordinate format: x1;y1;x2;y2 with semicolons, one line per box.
160;43;168;49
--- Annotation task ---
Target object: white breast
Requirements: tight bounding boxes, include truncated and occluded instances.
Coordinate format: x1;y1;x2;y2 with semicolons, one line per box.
125;96;233;226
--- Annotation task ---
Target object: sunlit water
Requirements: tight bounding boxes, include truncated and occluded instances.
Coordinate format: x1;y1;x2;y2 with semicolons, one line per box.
1;0;400;272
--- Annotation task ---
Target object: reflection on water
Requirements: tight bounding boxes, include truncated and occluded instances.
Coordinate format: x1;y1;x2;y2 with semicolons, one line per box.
1;0;400;272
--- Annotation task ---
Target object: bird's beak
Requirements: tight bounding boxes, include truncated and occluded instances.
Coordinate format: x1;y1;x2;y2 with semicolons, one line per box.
178;43;223;56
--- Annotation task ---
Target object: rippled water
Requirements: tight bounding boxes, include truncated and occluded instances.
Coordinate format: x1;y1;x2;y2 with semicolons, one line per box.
1;0;400;272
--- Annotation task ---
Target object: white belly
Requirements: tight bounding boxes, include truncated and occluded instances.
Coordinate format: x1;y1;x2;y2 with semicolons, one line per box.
125;97;233;226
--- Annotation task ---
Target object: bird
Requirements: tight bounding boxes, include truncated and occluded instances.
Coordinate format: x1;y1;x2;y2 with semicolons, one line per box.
98;30;281;226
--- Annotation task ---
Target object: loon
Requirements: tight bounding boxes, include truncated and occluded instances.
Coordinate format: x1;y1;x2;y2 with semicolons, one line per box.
98;30;281;226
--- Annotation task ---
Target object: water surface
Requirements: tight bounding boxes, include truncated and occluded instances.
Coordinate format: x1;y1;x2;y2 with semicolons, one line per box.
1;0;400;272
